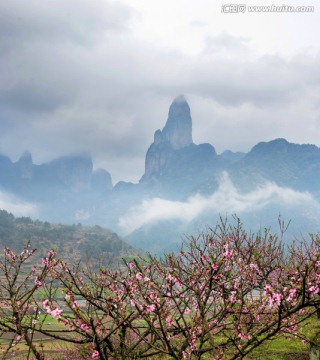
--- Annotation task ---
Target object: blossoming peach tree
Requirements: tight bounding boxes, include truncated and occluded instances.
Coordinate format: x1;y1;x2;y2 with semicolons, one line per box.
119;221;320;359
0;242;58;360
1;219;320;359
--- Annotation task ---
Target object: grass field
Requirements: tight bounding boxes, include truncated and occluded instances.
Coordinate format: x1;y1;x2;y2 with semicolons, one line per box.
1;314;320;359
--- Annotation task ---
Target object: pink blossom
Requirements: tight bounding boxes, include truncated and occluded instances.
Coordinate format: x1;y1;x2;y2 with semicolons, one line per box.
223;244;233;259
47;307;63;318
4;248;16;260
274;293;283;306
166;316;173;325
136;273;142;280
182;349;191;359
212;263;218;271
92;350;99;359
268;297;274;309
146;304;156;313
230;291;237;303
42;257;49;266
166;274;173;282
263;284;271;296
48;250;56;258
286;288;297;301
308;285;319;295
34;277;42;287
71;300;79;309
81;323;90;332
238;331;250;340
184;307;190;314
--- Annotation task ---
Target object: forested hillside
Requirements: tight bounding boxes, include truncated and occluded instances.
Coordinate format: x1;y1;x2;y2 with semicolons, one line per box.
0;209;135;264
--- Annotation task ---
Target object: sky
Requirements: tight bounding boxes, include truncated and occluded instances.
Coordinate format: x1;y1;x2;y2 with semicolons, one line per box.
0;0;320;184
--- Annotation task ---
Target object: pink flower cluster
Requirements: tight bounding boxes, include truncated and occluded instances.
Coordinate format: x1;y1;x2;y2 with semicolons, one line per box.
92;350;99;359
42;299;63;318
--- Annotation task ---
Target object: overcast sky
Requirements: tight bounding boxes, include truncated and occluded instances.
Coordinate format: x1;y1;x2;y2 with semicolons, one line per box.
0;0;320;183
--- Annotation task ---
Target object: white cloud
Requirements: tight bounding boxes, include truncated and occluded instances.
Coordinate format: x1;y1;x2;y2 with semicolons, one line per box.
0;191;38;218
119;172;317;233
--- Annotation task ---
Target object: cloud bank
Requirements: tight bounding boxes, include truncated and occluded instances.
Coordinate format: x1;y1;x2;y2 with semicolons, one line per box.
119;173;318;233
0;191;39;218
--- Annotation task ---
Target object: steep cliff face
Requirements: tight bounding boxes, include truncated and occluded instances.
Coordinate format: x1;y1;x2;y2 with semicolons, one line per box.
92;169;113;192
17;151;33;180
142;133;174;181
48;155;94;192
140;96;218;192
141;96;194;182
161;95;193;149
0;155;14;186
0;152;113;199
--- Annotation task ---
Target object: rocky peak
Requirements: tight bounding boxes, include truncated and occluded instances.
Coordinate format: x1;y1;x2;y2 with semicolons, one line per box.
18;151;33;163
49;155;93;192
153;129;163;145
141;96;213;184
17;151;33;179
161;95;193;149
141;96;194;182
92;169;113;192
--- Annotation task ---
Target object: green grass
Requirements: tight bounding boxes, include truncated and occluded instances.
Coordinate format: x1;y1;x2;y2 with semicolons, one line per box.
2;315;320;359
247;315;320;360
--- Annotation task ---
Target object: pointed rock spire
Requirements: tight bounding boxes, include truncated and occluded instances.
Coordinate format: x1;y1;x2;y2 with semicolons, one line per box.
18;150;33;164
161;95;193;149
140;96;195;182
17;151;33;179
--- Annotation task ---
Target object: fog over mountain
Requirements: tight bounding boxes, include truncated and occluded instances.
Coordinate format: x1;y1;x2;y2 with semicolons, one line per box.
1;1;320;185
1;96;320;251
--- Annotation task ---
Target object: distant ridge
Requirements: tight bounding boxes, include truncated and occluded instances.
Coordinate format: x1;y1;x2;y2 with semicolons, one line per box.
0;152;112;195
1;96;320;253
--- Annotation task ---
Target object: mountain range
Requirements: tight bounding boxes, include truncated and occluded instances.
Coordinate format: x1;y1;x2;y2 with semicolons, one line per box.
1;95;320;252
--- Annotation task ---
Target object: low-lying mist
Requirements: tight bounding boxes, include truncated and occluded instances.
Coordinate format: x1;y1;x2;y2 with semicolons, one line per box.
0;190;39;218
119;172;319;234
